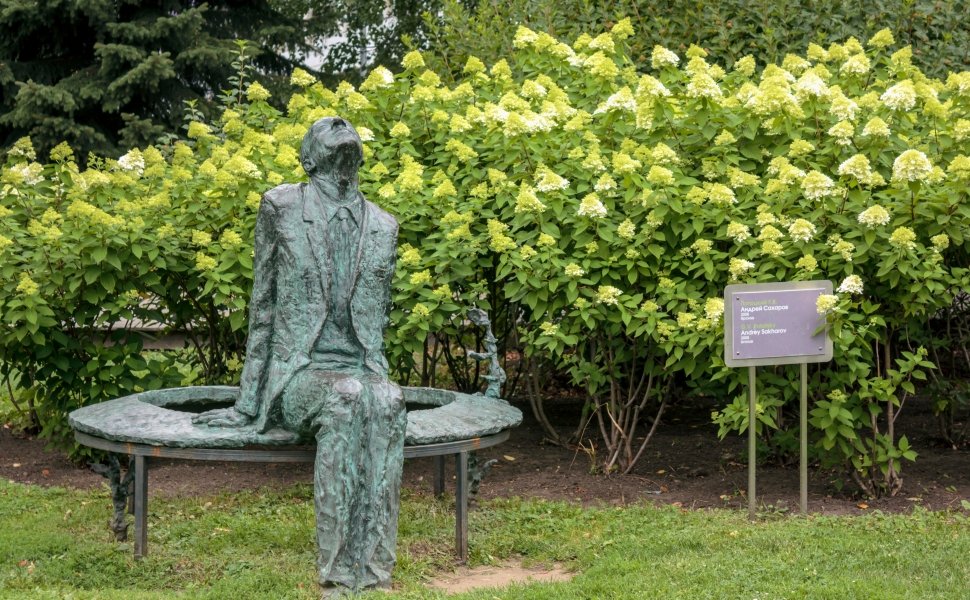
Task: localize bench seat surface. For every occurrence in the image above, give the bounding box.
[69,386,522,448]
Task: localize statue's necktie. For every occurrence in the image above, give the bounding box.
[329,206,357,316]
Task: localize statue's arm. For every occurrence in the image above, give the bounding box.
[235,196,278,418]
[193,197,278,428]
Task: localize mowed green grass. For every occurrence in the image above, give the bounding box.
[0,479,967,599]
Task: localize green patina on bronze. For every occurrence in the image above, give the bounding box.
[69,117,521,596]
[195,117,406,593]
[69,385,522,448]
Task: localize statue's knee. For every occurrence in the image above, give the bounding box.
[334,377,363,401]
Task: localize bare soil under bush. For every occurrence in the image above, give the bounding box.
[2,397,967,515]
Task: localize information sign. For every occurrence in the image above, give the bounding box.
[724,281,833,367]
[723,280,834,518]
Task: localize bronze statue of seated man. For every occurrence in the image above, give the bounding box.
[194,116,405,595]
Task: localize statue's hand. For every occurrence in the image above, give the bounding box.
[191,407,253,428]
[467,351,487,361]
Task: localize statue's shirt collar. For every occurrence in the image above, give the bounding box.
[306,180,363,226]
[321,196,362,227]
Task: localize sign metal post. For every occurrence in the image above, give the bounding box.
[724,281,833,519]
[747,365,757,518]
[800,362,808,514]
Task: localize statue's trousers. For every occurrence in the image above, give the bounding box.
[281,367,406,589]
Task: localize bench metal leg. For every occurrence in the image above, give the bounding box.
[455,451,468,562]
[433,455,445,498]
[133,455,149,559]
[127,456,136,516]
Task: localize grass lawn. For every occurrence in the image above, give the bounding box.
[0,479,967,599]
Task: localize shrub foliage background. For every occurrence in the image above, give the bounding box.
[423,0,970,81]
[1,21,968,495]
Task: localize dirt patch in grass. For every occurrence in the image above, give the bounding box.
[425,560,572,594]
[1,396,967,516]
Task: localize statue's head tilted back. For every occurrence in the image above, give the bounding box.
[300,117,364,184]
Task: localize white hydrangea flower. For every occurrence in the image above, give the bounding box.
[891,150,933,183]
[781,54,810,74]
[637,75,671,98]
[715,130,736,146]
[816,294,838,314]
[290,68,316,87]
[840,54,870,75]
[761,240,784,256]
[520,79,547,99]
[837,275,864,295]
[758,225,784,241]
[794,71,829,98]
[651,143,680,165]
[595,285,622,305]
[867,29,895,49]
[534,166,569,192]
[514,184,547,214]
[726,222,751,243]
[796,255,818,271]
[857,204,891,228]
[889,226,917,250]
[594,173,616,192]
[612,152,642,174]
[676,312,696,328]
[861,117,890,138]
[788,139,815,157]
[829,95,859,121]
[949,155,970,181]
[686,73,722,100]
[651,45,680,69]
[360,66,394,91]
[10,162,45,185]
[881,80,917,111]
[594,87,637,114]
[788,218,816,242]
[729,257,755,279]
[646,165,674,186]
[565,263,585,277]
[117,149,145,175]
[617,219,636,240]
[588,33,616,53]
[704,298,725,321]
[831,239,855,262]
[483,103,510,124]
[512,26,539,48]
[828,120,854,145]
[955,119,970,142]
[577,193,607,218]
[837,154,869,179]
[389,121,411,138]
[538,321,559,336]
[706,183,736,205]
[734,55,756,76]
[801,170,836,200]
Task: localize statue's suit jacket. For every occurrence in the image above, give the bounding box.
[235,183,398,433]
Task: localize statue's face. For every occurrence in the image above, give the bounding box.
[301,117,363,182]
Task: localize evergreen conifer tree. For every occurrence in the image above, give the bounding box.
[0,0,312,159]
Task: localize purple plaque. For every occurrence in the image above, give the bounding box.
[724,281,833,367]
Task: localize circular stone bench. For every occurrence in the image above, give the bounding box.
[70,385,522,561]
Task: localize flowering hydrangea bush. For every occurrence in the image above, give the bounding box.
[1,22,968,492]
